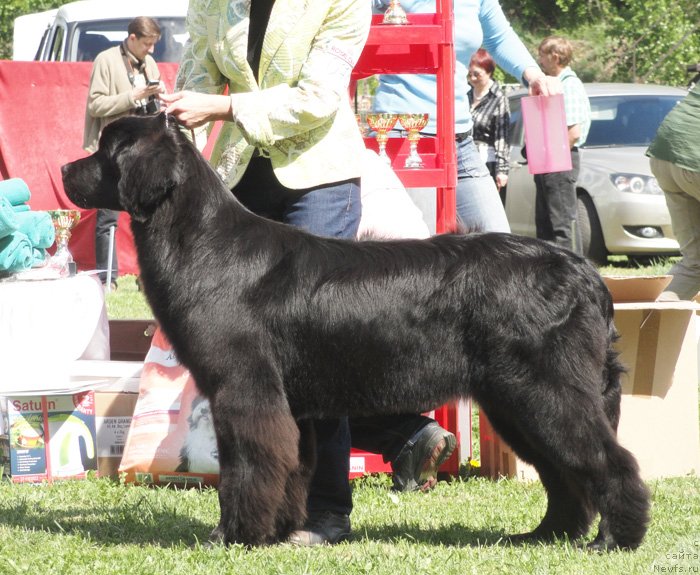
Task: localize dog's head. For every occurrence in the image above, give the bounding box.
[62,113,185,222]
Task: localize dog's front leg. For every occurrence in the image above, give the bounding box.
[208,373,302,546]
[273,418,316,541]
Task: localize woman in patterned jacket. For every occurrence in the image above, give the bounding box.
[160,0,371,547]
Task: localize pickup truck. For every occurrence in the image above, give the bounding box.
[13,0,188,63]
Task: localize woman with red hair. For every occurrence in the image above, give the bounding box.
[468,48,510,200]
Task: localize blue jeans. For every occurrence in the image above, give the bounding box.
[232,157,360,516]
[455,136,511,233]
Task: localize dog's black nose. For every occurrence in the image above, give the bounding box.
[60,164,69,177]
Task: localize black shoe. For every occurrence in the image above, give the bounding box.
[287,510,351,546]
[391,422,457,492]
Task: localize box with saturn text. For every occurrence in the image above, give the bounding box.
[0,361,140,483]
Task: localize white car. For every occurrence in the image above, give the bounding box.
[504,83,686,264]
[14,0,188,63]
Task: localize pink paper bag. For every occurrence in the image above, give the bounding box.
[521,94,572,174]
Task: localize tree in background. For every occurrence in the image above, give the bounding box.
[607,0,700,86]
[0,0,62,60]
[1,0,699,86]
[501,0,700,87]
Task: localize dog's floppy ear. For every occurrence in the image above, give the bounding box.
[118,114,185,222]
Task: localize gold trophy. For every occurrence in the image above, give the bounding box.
[398,113,429,168]
[366,113,399,165]
[47,209,81,277]
[383,0,409,24]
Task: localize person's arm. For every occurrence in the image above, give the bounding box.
[479,0,560,96]
[522,66,561,97]
[493,92,510,187]
[165,0,371,147]
[567,123,582,148]
[562,74,589,147]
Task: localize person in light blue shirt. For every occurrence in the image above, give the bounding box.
[291,1,561,547]
[372,0,560,232]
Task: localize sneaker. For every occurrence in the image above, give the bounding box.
[391,422,457,492]
[287,510,351,546]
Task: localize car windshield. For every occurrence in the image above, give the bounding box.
[72,17,187,62]
[584,95,681,148]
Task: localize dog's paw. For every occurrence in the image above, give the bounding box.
[205,526,226,547]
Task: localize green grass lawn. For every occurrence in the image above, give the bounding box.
[0,474,698,574]
[2,256,696,573]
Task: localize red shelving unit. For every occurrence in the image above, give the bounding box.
[352,5,457,232]
[348,2,467,479]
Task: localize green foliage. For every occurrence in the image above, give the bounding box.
[0,0,62,59]
[501,0,700,87]
[607,0,700,86]
[2,0,699,86]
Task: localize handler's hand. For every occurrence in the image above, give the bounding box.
[522,67,562,97]
[160,91,233,129]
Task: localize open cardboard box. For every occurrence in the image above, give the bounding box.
[481,278,700,481]
[602,275,672,303]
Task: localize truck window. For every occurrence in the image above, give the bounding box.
[49,26,65,61]
[71,17,186,62]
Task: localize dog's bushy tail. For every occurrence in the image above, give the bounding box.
[596,290,650,550]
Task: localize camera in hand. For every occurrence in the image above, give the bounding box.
[136,94,160,115]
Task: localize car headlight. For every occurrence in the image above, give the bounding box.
[611,173,663,195]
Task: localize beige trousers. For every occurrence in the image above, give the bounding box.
[650,157,700,300]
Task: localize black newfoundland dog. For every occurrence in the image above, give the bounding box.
[62,113,649,550]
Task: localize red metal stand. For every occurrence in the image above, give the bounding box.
[349,2,466,479]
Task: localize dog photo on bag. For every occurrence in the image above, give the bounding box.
[61,113,650,550]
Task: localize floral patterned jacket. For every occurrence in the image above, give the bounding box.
[176,0,371,190]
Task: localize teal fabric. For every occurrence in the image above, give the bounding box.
[0,178,31,206]
[0,197,19,239]
[15,211,55,249]
[12,204,30,213]
[32,247,47,266]
[0,231,33,272]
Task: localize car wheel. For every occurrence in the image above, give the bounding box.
[577,194,607,265]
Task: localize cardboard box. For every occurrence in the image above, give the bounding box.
[0,361,141,483]
[479,411,538,481]
[480,298,700,481]
[602,275,672,303]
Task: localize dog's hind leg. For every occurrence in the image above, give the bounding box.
[479,376,649,550]
[207,365,303,546]
[481,409,595,543]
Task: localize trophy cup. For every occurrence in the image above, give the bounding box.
[47,209,81,277]
[383,0,409,24]
[398,113,429,168]
[366,113,399,165]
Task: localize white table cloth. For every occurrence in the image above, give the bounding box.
[0,274,109,391]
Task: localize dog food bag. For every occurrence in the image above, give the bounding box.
[119,328,220,486]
